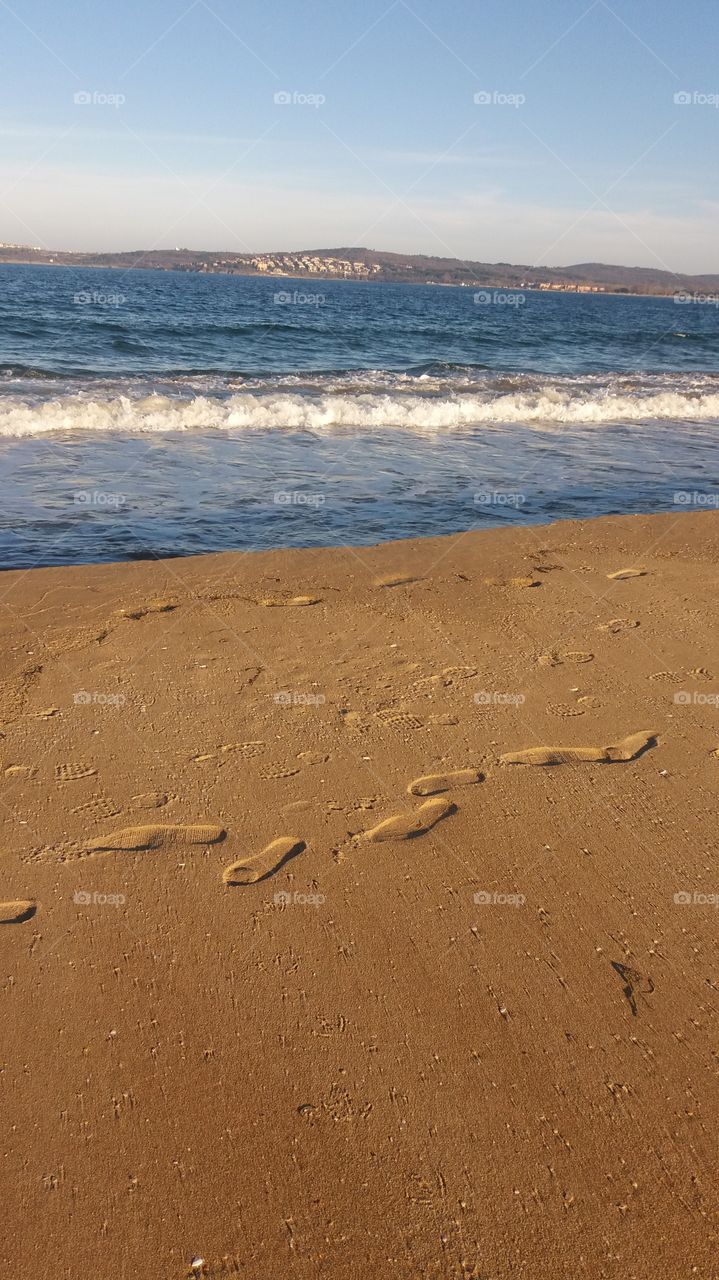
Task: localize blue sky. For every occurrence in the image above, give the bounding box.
[0,0,717,269]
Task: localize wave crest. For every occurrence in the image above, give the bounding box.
[2,380,719,437]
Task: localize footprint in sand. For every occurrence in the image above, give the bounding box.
[130,791,175,810]
[599,618,640,634]
[117,599,178,620]
[413,667,476,690]
[548,703,586,717]
[435,666,478,688]
[258,764,300,780]
[23,839,90,866]
[222,837,306,885]
[4,764,39,779]
[411,676,440,694]
[55,763,97,782]
[500,730,656,766]
[607,569,646,581]
[85,824,225,853]
[362,797,455,842]
[191,742,267,763]
[539,651,594,667]
[0,900,37,924]
[71,793,122,821]
[220,741,267,758]
[407,769,482,796]
[373,574,423,588]
[282,798,312,814]
[298,750,329,766]
[257,595,320,607]
[374,709,424,730]
[0,663,42,724]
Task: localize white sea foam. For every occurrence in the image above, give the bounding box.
[2,385,719,437]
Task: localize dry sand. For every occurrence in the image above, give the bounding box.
[1,510,718,1279]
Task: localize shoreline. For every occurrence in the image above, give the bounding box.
[2,506,717,588]
[2,509,718,1279]
[0,258,692,299]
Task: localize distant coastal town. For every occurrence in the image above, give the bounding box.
[243,253,382,279]
[202,252,606,291]
[0,241,717,296]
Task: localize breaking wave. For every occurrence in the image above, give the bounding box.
[2,375,719,437]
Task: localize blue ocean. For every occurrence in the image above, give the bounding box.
[1,263,718,568]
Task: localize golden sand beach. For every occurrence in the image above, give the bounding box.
[2,510,718,1279]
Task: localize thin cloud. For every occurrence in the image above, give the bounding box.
[0,122,255,147]
[0,163,717,271]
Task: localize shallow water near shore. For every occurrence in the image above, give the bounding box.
[2,417,718,568]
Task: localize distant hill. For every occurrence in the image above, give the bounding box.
[1,243,717,295]
[560,261,719,290]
